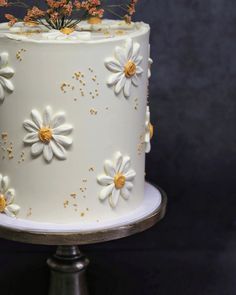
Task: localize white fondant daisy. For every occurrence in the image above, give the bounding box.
[145,106,154,153]
[105,38,143,98]
[0,52,14,102]
[0,175,20,218]
[42,28,91,41]
[97,152,136,208]
[23,106,73,163]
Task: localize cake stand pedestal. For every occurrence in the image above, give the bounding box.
[0,183,167,295]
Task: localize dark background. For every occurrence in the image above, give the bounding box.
[1,0,236,294]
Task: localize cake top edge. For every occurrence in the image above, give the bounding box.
[0,20,150,44]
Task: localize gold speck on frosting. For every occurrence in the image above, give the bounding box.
[149,123,154,139]
[38,127,53,143]
[124,60,136,78]
[60,27,75,35]
[0,195,6,213]
[114,173,126,189]
[16,48,26,62]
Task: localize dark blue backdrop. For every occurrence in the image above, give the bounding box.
[1,1,236,294]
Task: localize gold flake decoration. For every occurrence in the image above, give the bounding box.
[90,108,98,115]
[137,133,145,156]
[0,132,16,161]
[60,82,75,93]
[26,207,32,218]
[16,48,26,62]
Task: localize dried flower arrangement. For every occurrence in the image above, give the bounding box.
[0,0,139,30]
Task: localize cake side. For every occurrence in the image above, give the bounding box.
[0,21,152,224]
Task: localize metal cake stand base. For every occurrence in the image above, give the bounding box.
[0,183,167,295]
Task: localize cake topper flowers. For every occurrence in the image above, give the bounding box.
[0,0,139,30]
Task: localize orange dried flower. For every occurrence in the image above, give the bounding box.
[5,13,17,26]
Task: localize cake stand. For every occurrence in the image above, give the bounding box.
[0,182,167,295]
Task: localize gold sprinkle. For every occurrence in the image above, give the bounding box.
[70,193,77,199]
[81,212,85,217]
[90,109,98,115]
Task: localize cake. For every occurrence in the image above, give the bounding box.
[0,6,154,224]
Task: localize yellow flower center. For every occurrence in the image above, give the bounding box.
[38,127,53,143]
[148,123,154,139]
[0,195,6,213]
[60,27,75,35]
[114,173,126,189]
[124,61,136,78]
[88,17,102,24]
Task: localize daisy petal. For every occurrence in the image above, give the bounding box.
[107,72,123,86]
[104,160,116,177]
[115,152,123,172]
[121,186,131,200]
[109,188,120,208]
[132,42,140,60]
[0,76,14,92]
[105,58,122,72]
[99,183,114,201]
[5,204,20,218]
[52,134,72,147]
[0,52,9,68]
[134,55,143,65]
[0,85,4,101]
[124,170,136,181]
[126,38,133,60]
[5,188,15,205]
[115,46,126,66]
[2,176,9,192]
[125,181,134,190]
[0,174,2,191]
[31,109,43,129]
[31,142,44,156]
[43,106,52,127]
[53,124,73,135]
[124,78,132,98]
[43,144,53,162]
[119,156,131,174]
[51,112,66,128]
[50,140,67,160]
[136,66,143,75]
[131,75,139,86]
[145,142,151,153]
[23,132,39,144]
[97,175,113,185]
[0,67,14,78]
[115,75,126,95]
[23,119,38,132]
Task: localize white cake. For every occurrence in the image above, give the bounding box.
[0,20,153,224]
